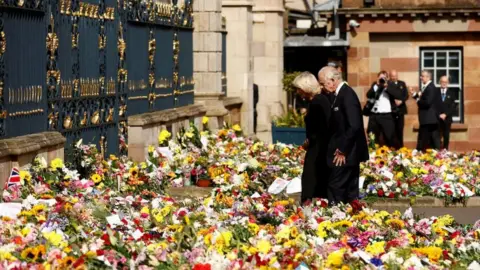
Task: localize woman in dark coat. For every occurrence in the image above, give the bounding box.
[293,72,331,204]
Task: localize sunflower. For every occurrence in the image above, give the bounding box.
[385,219,405,229]
[32,204,47,215]
[91,173,102,184]
[129,167,139,178]
[36,245,46,259]
[21,247,38,261]
[60,256,76,268]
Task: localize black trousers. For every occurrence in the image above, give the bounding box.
[327,165,360,205]
[416,124,441,151]
[395,114,405,148]
[367,113,396,148]
[440,119,452,150]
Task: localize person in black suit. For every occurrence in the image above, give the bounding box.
[365,71,402,148]
[293,72,331,204]
[390,70,409,148]
[438,76,456,150]
[411,70,446,151]
[318,66,369,206]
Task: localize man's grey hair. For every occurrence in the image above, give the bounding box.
[439,75,450,82]
[292,72,321,95]
[319,66,343,81]
[421,70,433,79]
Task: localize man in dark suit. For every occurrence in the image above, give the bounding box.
[318,66,369,206]
[411,70,446,151]
[390,70,409,148]
[438,76,456,150]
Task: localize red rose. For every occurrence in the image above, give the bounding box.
[447,190,453,196]
[101,234,111,246]
[96,250,105,256]
[378,189,385,197]
[388,193,395,198]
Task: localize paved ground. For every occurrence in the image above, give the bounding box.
[373,206,480,225]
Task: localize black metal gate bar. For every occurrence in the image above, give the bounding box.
[0,0,194,157]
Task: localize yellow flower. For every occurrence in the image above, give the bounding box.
[202,116,209,124]
[141,206,150,215]
[290,227,299,238]
[185,132,194,138]
[412,246,442,261]
[148,145,155,153]
[32,204,47,215]
[109,154,118,161]
[129,167,139,178]
[0,251,16,261]
[220,231,233,247]
[43,231,66,248]
[282,148,291,155]
[365,241,385,256]
[158,130,171,144]
[317,220,332,238]
[20,171,32,182]
[21,247,38,261]
[248,223,260,235]
[326,249,345,267]
[91,174,102,184]
[257,240,271,254]
[232,124,242,132]
[385,219,405,229]
[50,158,64,170]
[395,172,404,179]
[333,220,353,228]
[140,162,147,169]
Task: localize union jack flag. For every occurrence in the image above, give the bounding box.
[6,167,20,188]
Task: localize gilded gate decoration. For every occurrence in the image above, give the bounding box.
[0,0,195,156]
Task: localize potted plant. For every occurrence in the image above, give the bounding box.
[271,72,306,145]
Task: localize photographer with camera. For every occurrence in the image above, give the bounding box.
[364,71,402,148]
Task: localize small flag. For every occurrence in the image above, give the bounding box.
[6,167,21,188]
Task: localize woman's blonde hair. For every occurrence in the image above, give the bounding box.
[292,72,321,95]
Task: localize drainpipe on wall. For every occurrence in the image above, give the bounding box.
[328,0,340,40]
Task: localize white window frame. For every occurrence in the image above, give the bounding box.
[420,49,463,122]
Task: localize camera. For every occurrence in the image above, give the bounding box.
[379,78,386,85]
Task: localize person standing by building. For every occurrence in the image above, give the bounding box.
[389,70,408,148]
[411,70,446,151]
[365,71,401,148]
[318,66,369,208]
[438,76,456,150]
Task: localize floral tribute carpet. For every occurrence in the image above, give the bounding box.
[1,122,480,269]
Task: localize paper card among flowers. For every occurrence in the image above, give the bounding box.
[0,203,22,219]
[286,177,302,194]
[268,178,289,194]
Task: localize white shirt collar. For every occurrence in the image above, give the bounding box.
[423,81,432,88]
[335,82,345,96]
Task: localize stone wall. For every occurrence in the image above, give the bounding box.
[0,132,65,189]
[127,104,207,162]
[222,0,255,135]
[252,0,286,142]
[193,0,229,130]
[347,15,480,151]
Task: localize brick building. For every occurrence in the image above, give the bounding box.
[313,0,480,151]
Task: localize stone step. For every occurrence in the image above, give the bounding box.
[169,187,480,208]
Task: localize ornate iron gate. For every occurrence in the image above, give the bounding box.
[0,0,194,156]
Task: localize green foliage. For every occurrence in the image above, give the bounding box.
[272,109,305,128]
[283,71,302,93]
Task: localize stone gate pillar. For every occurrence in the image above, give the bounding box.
[221,0,254,135]
[193,0,228,130]
[252,0,285,142]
